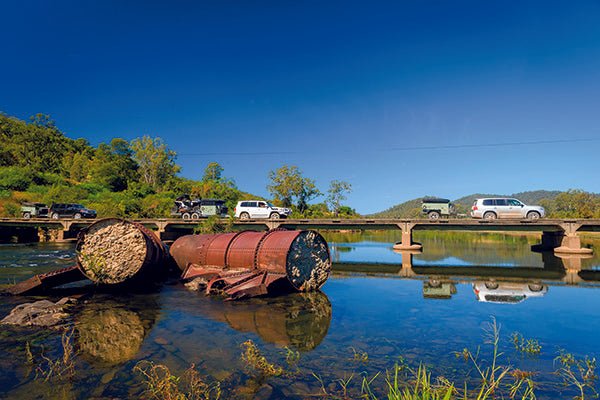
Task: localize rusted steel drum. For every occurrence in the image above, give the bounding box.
[76,218,169,285]
[170,230,331,291]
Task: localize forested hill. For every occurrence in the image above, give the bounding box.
[369,190,600,218]
[0,113,356,219]
[0,113,258,218]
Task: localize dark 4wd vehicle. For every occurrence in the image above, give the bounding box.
[172,195,228,219]
[49,203,97,219]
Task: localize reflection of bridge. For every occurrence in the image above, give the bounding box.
[2,218,599,254]
[333,247,600,286]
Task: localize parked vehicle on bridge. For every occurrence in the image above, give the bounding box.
[473,281,547,304]
[234,200,292,220]
[49,203,97,219]
[422,198,455,220]
[172,195,228,219]
[20,202,49,219]
[470,198,545,220]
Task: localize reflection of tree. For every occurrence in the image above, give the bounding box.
[415,232,543,266]
[197,292,332,351]
[329,244,354,263]
[74,295,158,365]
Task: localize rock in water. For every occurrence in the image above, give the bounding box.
[1,298,76,327]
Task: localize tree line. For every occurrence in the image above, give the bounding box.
[0,113,354,218]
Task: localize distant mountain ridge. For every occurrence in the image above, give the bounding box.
[368,190,564,218]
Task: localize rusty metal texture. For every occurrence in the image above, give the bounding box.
[170,229,331,298]
[6,265,87,295]
[226,231,266,270]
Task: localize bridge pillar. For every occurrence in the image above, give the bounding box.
[555,222,593,255]
[393,223,422,251]
[557,254,590,285]
[266,221,281,230]
[397,249,418,278]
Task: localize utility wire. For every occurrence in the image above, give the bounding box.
[177,137,599,157]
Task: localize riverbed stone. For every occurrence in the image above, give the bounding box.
[0,297,75,327]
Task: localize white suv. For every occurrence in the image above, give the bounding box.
[234,200,292,220]
[471,198,545,220]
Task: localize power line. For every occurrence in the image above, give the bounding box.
[177,137,599,157]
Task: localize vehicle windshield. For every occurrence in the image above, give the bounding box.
[74,204,84,209]
[267,202,276,208]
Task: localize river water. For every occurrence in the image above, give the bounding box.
[0,231,599,399]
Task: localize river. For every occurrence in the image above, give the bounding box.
[0,231,599,399]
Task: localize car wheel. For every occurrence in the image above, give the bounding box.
[528,283,544,292]
[428,211,440,220]
[74,213,82,219]
[182,212,191,220]
[270,212,280,220]
[483,211,497,220]
[191,212,200,219]
[51,213,60,220]
[485,281,499,290]
[22,212,31,219]
[527,211,541,221]
[428,279,442,288]
[240,212,250,220]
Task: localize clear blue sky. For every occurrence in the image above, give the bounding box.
[2,1,600,214]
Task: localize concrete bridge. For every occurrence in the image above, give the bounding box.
[1,217,599,255]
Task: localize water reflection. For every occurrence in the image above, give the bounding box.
[74,294,159,365]
[193,291,331,351]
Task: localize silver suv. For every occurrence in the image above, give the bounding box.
[471,198,545,220]
[234,200,292,220]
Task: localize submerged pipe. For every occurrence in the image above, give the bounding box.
[76,218,169,284]
[7,218,169,295]
[170,230,331,295]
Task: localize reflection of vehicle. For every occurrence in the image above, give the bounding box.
[234,200,292,220]
[423,279,457,299]
[49,203,97,219]
[172,195,228,219]
[473,281,547,304]
[21,202,49,219]
[422,198,454,220]
[471,198,545,220]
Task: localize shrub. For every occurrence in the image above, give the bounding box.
[0,167,34,191]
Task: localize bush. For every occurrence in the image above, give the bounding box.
[0,167,34,191]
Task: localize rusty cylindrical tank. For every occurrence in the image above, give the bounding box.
[76,218,169,285]
[8,218,169,295]
[170,230,331,292]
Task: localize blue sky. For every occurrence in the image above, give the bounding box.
[2,1,600,214]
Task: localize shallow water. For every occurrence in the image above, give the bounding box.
[1,232,599,399]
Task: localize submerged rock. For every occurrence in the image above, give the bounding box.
[1,297,76,327]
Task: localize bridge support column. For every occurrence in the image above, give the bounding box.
[393,223,422,251]
[555,223,593,255]
[266,221,281,230]
[557,254,592,285]
[397,249,419,278]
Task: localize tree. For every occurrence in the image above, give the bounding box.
[267,165,321,213]
[130,136,180,191]
[326,180,352,216]
[546,189,600,219]
[202,162,224,182]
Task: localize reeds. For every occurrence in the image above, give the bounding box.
[133,361,221,400]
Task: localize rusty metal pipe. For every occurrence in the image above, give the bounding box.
[8,218,169,295]
[170,230,331,296]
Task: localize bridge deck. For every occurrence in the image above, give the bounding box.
[2,217,600,231]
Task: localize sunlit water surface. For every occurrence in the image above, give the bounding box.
[0,232,599,399]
